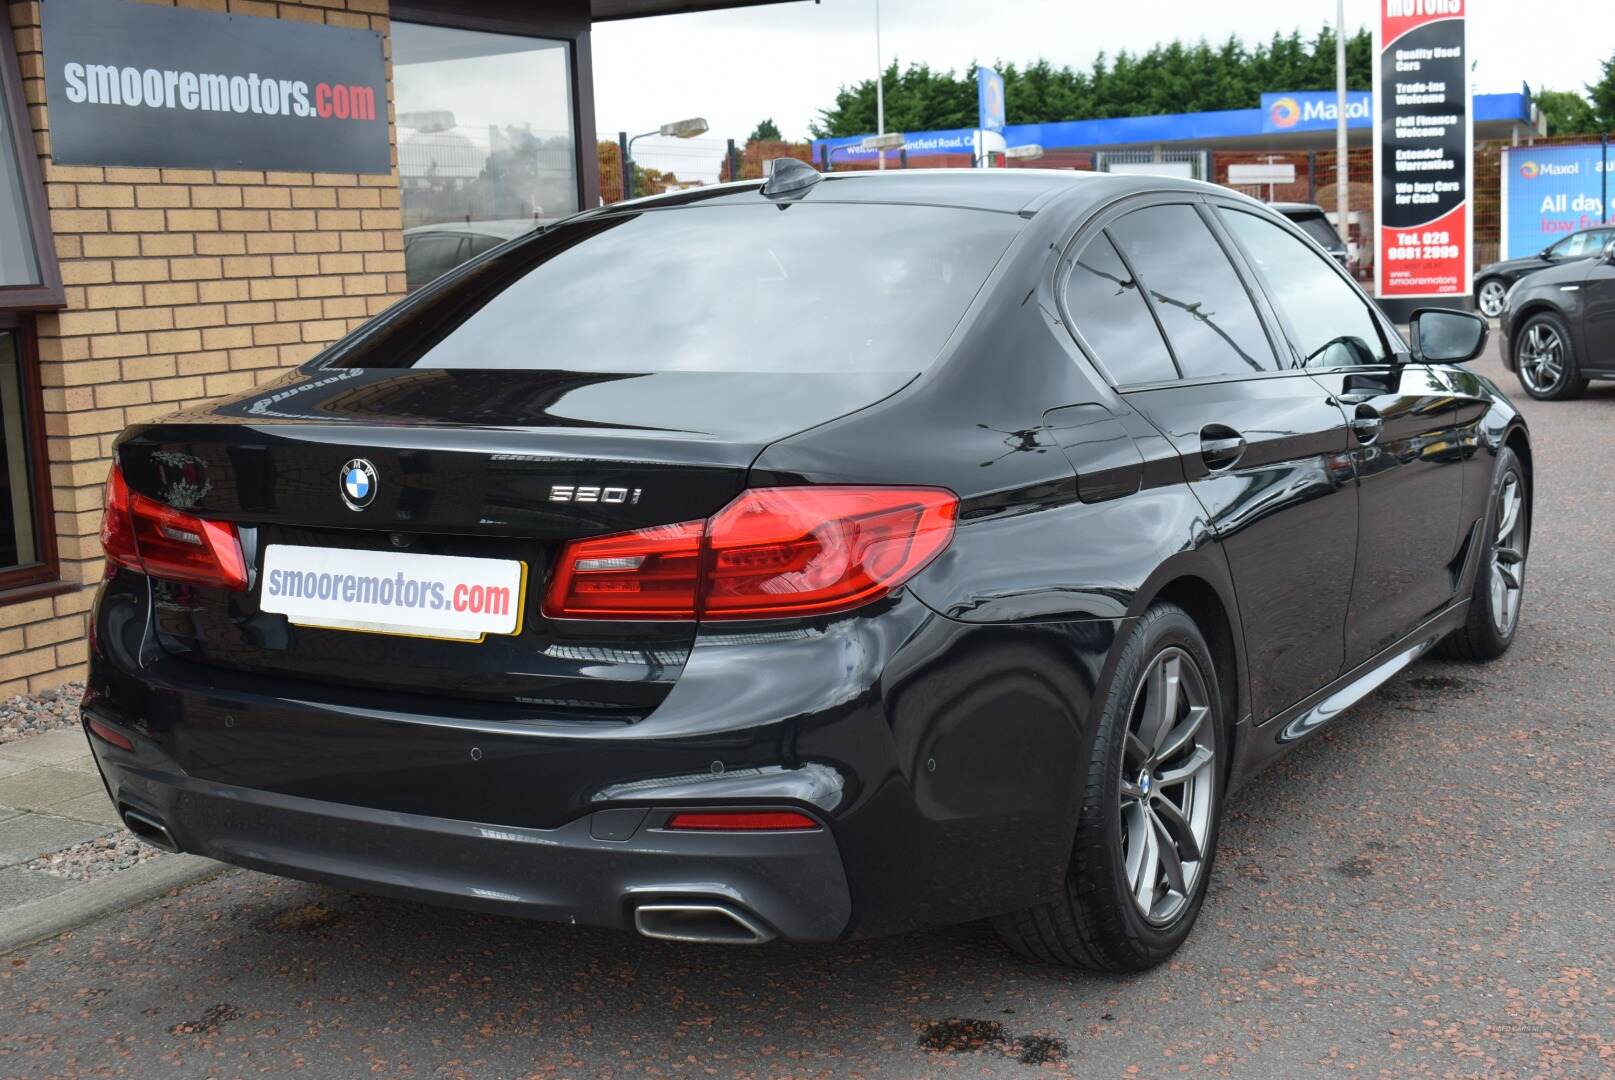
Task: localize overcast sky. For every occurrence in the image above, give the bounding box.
[593,0,1615,154]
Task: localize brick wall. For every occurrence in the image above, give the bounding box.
[2,0,403,695]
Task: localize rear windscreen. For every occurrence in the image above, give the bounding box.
[325,203,1024,374]
[1286,211,1342,248]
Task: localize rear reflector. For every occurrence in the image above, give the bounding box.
[664,810,820,831]
[87,717,134,751]
[543,486,957,621]
[101,464,248,591]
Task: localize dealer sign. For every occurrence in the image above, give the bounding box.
[42,0,390,174]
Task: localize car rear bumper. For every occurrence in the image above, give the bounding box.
[83,708,851,942]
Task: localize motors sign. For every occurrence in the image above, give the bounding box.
[1371,0,1472,300]
[42,0,390,174]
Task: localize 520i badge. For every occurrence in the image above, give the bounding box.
[549,485,643,504]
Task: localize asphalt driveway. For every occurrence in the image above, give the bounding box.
[3,338,1612,1079]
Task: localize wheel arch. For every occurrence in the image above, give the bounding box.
[1140,574,1244,784]
[1502,423,1533,542]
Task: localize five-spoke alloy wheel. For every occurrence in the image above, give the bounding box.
[994,603,1224,972]
[1476,279,1506,318]
[1119,647,1215,926]
[1515,313,1586,401]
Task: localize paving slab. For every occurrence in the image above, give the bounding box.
[0,813,107,867]
[49,791,121,827]
[0,767,103,812]
[0,729,90,767]
[0,757,33,779]
[0,853,222,956]
[0,864,78,906]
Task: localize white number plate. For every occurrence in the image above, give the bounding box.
[260,545,527,642]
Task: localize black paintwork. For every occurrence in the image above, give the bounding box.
[1476,226,1615,300]
[1499,246,1615,380]
[87,169,1530,943]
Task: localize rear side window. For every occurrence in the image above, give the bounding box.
[1219,208,1389,369]
[1061,233,1177,385]
[332,204,1024,373]
[1109,204,1278,379]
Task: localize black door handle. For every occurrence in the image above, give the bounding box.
[1199,425,1246,471]
[1350,404,1382,444]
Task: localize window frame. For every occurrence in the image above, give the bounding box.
[1055,191,1296,391]
[1207,195,1407,374]
[389,0,600,214]
[0,14,65,312]
[0,311,61,598]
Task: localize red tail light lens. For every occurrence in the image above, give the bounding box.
[86,717,135,751]
[664,810,820,831]
[100,464,248,591]
[543,485,956,621]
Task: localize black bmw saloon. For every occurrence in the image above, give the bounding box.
[84,163,1531,971]
[1498,233,1615,400]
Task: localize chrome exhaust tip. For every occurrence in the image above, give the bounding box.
[120,807,180,853]
[633,902,775,945]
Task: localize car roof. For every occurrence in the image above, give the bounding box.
[404,220,537,241]
[593,167,1257,217]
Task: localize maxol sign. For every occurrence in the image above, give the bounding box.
[1500,142,1615,259]
[1260,91,1372,134]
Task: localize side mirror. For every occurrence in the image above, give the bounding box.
[1603,239,1615,264]
[1410,308,1489,365]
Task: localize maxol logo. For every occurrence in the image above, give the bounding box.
[1519,161,1579,179]
[1269,97,1301,129]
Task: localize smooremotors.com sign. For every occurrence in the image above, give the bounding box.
[42,0,390,174]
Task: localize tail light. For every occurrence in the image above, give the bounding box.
[543,485,956,621]
[664,810,820,831]
[100,464,248,591]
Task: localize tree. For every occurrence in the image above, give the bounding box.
[1535,89,1598,136]
[748,118,783,142]
[1589,49,1615,132]
[596,140,677,203]
[809,27,1373,138]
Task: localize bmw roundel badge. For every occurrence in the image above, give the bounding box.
[340,458,378,510]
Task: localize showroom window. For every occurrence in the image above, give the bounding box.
[0,16,62,596]
[393,21,580,285]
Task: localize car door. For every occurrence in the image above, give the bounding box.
[1082,198,1359,723]
[1214,201,1465,669]
[1578,238,1615,371]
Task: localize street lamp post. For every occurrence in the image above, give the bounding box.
[874,0,886,171]
[622,117,710,200]
[1336,0,1350,267]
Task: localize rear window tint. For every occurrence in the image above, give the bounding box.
[329,204,1024,374]
[1061,233,1178,385]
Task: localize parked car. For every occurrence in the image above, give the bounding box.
[85,165,1529,972]
[1474,226,1615,318]
[404,220,535,290]
[1499,235,1615,399]
[1272,202,1349,269]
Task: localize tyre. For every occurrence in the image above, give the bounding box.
[1439,446,1528,661]
[1476,278,1507,319]
[1514,312,1587,400]
[994,603,1223,971]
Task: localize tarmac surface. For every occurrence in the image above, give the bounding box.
[2,338,1612,1079]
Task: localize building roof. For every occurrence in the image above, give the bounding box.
[815,91,1538,161]
[591,0,803,20]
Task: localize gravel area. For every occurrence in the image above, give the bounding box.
[23,832,165,882]
[0,682,84,745]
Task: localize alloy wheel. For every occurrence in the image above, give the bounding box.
[1489,472,1526,635]
[1517,323,1565,394]
[1477,280,1506,318]
[1119,647,1216,926]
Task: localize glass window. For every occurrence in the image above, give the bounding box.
[1554,231,1607,259]
[1219,208,1390,369]
[326,203,1024,374]
[1061,233,1177,385]
[392,22,579,278]
[0,330,40,571]
[0,68,41,288]
[1109,204,1277,379]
